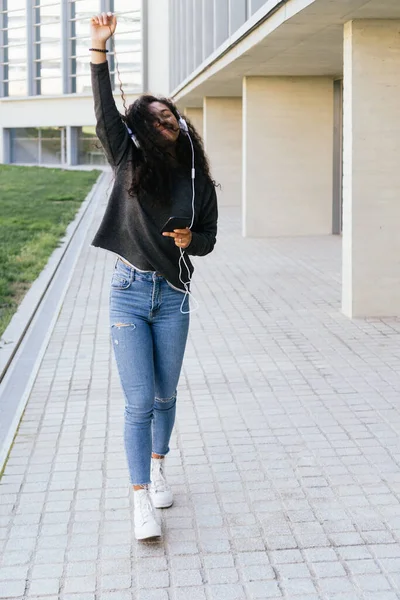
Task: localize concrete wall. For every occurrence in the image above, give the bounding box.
[243,76,334,237]
[184,107,204,138]
[342,20,400,317]
[203,97,242,207]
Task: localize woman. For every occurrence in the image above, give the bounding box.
[90,13,218,540]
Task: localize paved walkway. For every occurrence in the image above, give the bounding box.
[1,183,400,600]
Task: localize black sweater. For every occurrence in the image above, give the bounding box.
[90,61,218,291]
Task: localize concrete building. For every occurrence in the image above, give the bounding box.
[156,0,400,319]
[2,0,400,319]
[0,0,143,166]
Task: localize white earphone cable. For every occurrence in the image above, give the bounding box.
[179,129,199,315]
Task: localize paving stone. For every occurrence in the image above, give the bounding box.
[244,581,282,599]
[66,562,97,577]
[98,593,132,600]
[63,576,96,594]
[0,579,27,598]
[99,573,132,590]
[270,550,303,564]
[136,557,168,572]
[208,584,247,600]
[236,552,270,567]
[377,557,400,572]
[207,567,240,585]
[319,577,357,593]
[353,574,392,591]
[0,565,30,581]
[336,546,373,561]
[138,588,170,600]
[311,561,346,578]
[3,198,400,600]
[138,570,170,589]
[281,578,317,595]
[31,563,64,579]
[346,559,382,575]
[304,548,338,562]
[173,569,203,586]
[362,594,399,600]
[63,595,95,600]
[28,578,60,596]
[275,562,311,579]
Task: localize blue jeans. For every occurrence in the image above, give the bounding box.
[109,259,190,485]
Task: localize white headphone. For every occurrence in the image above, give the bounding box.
[125,112,189,149]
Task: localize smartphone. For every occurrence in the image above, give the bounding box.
[160,216,191,234]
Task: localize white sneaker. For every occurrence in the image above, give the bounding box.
[150,457,174,509]
[134,488,161,540]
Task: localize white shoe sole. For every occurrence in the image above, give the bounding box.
[135,522,162,540]
[151,496,173,509]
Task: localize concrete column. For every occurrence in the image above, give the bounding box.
[0,128,9,164]
[67,126,78,166]
[184,107,204,138]
[243,76,333,237]
[203,97,242,207]
[342,20,400,318]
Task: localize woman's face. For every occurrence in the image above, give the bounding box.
[148,102,180,146]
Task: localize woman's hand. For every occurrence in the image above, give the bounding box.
[163,228,193,249]
[90,12,117,44]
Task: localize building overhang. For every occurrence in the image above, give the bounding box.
[172,0,400,107]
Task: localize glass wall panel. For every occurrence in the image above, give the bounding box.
[1,0,27,97]
[110,0,142,92]
[170,0,265,91]
[69,0,100,93]
[2,0,143,97]
[69,0,141,93]
[33,0,62,95]
[10,128,39,163]
[10,127,65,165]
[250,0,266,14]
[40,127,64,163]
[77,126,107,165]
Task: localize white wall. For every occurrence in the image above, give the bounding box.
[243,76,334,237]
[203,97,242,207]
[184,107,204,138]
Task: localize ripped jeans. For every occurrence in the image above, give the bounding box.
[109,259,190,485]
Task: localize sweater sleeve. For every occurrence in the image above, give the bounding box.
[90,61,130,167]
[186,184,218,257]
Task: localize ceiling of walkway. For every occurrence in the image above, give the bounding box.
[174,0,400,107]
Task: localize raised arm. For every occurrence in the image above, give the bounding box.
[90,12,129,167]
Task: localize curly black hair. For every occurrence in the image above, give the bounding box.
[122,95,215,205]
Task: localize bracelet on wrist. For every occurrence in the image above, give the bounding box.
[89,47,108,53]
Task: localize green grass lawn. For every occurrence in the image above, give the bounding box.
[0,165,101,338]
